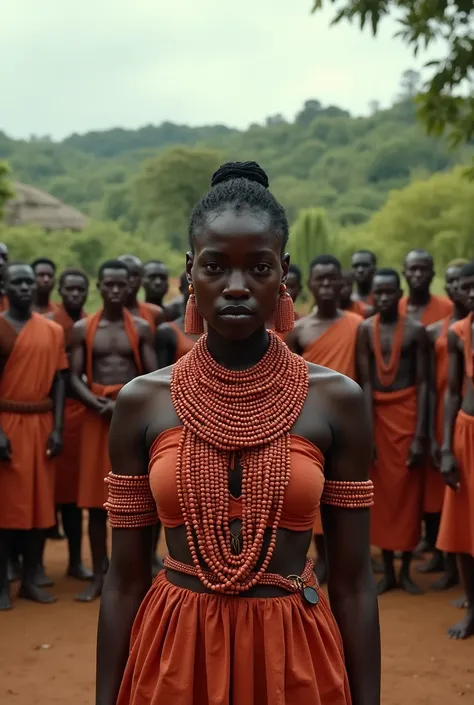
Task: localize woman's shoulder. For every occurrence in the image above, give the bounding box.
[117,366,173,408]
[305,361,364,413]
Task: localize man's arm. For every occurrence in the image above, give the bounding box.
[356,324,373,436]
[414,324,430,441]
[137,320,158,373]
[156,324,177,369]
[440,329,464,490]
[69,321,104,412]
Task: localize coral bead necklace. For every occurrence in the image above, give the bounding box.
[170,331,308,594]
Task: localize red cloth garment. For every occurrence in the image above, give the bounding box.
[399,295,453,326]
[0,314,67,529]
[169,322,199,360]
[137,301,163,330]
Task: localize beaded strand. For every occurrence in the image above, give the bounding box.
[170,331,308,594]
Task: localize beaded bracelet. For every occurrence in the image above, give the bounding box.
[321,479,374,508]
[104,472,159,528]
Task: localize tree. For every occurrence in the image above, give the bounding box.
[132,146,224,251]
[399,69,421,100]
[0,161,14,219]
[295,100,323,127]
[311,1,474,145]
[289,208,334,270]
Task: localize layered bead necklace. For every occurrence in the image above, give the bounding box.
[170,331,308,594]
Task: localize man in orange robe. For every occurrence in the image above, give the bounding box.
[437,261,474,638]
[351,249,376,308]
[0,263,67,610]
[48,268,92,582]
[69,259,157,601]
[400,248,453,560]
[340,270,373,318]
[358,268,429,595]
[0,242,9,312]
[31,257,59,315]
[286,254,362,584]
[118,254,165,330]
[422,260,468,586]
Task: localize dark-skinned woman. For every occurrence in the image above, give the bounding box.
[97,161,380,705]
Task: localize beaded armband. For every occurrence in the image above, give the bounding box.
[104,472,159,528]
[321,480,374,509]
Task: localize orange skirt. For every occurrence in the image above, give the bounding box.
[117,572,351,705]
[437,410,474,557]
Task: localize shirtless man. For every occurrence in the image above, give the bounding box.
[156,273,201,368]
[351,250,376,306]
[341,270,373,318]
[31,257,58,315]
[357,268,428,595]
[287,254,362,583]
[422,260,468,587]
[437,262,474,638]
[69,259,157,601]
[118,255,165,330]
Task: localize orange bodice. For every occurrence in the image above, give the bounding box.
[148,427,325,532]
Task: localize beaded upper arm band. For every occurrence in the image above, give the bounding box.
[104,472,159,528]
[320,480,374,508]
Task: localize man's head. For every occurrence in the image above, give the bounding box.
[58,268,89,313]
[372,268,403,316]
[403,249,434,295]
[308,254,342,306]
[118,254,143,298]
[444,259,469,305]
[340,270,354,308]
[143,260,169,303]
[0,242,9,283]
[286,264,302,303]
[31,257,56,298]
[97,259,130,308]
[5,262,36,311]
[458,262,474,313]
[351,250,376,290]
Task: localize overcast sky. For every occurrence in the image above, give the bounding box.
[1,0,438,140]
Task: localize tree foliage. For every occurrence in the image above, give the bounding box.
[0,161,14,218]
[311,1,474,146]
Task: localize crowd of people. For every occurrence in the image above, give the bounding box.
[0,160,473,703]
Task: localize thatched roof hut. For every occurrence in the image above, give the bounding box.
[4,182,88,231]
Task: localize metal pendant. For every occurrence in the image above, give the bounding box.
[302,585,319,605]
[230,532,242,555]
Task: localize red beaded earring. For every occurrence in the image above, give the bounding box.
[274,283,294,333]
[184,284,204,335]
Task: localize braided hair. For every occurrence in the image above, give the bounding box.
[189,161,289,252]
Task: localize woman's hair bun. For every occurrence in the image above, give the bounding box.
[211,161,269,189]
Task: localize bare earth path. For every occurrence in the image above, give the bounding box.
[1,539,473,705]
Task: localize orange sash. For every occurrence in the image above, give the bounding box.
[169,322,198,360]
[302,312,361,381]
[137,301,162,330]
[399,295,453,326]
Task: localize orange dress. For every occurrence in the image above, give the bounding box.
[437,315,474,556]
[116,428,351,705]
[301,312,362,535]
[0,314,67,529]
[51,305,87,504]
[77,309,143,509]
[424,317,451,513]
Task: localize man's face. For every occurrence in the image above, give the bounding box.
[6,264,36,310]
[143,263,169,300]
[34,262,55,296]
[459,274,474,313]
[286,272,301,303]
[403,253,434,293]
[352,252,375,287]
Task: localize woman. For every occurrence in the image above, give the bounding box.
[97,162,380,705]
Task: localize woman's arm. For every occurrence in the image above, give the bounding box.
[322,377,380,705]
[96,379,154,705]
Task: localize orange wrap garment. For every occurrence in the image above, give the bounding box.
[399,294,453,326]
[437,410,474,556]
[169,322,198,360]
[437,316,474,556]
[137,301,162,330]
[370,386,423,551]
[424,317,451,513]
[117,571,351,705]
[77,309,142,509]
[0,314,68,529]
[52,305,87,504]
[347,300,369,317]
[301,312,361,535]
[0,295,7,312]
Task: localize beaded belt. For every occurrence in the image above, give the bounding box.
[163,555,320,605]
[0,398,53,414]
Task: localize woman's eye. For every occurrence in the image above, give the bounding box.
[204,263,222,273]
[252,264,271,274]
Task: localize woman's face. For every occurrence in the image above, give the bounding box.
[188,207,288,341]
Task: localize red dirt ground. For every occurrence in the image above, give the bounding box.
[1,539,473,705]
